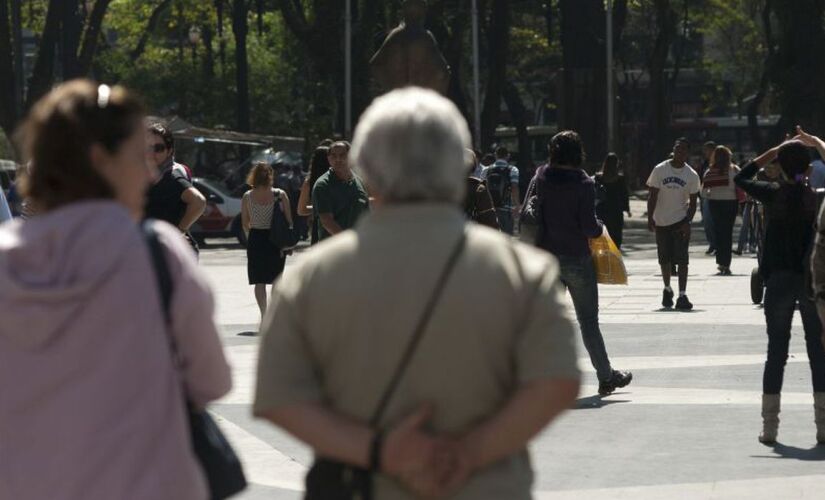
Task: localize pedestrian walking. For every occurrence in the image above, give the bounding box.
[144,121,206,256]
[464,149,499,229]
[242,162,293,318]
[533,131,633,396]
[312,141,370,241]
[254,87,580,499]
[699,141,717,255]
[736,134,825,445]
[647,138,701,311]
[594,153,631,249]
[481,147,520,235]
[702,146,740,275]
[0,80,231,500]
[297,145,331,245]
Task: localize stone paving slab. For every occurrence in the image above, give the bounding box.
[198,222,822,499]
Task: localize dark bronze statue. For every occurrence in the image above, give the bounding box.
[369,0,451,95]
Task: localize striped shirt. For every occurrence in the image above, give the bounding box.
[245,189,283,229]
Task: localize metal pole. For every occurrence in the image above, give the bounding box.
[471,0,481,148]
[345,0,353,138]
[606,0,615,153]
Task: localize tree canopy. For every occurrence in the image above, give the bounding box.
[1,0,823,176]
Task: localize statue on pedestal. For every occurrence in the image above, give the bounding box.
[369,0,451,95]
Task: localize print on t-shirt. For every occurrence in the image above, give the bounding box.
[647,160,700,227]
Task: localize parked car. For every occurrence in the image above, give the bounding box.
[190,177,246,246]
[0,159,17,192]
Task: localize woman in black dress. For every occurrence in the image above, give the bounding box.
[594,153,631,248]
[241,162,293,318]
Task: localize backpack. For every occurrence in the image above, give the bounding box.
[486,164,512,208]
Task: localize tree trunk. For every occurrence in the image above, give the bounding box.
[26,0,62,109]
[480,0,510,151]
[202,24,215,80]
[0,0,15,138]
[130,0,173,63]
[771,0,825,135]
[502,81,531,171]
[647,0,676,165]
[427,1,469,122]
[559,0,607,165]
[59,0,83,79]
[232,0,250,132]
[748,0,775,153]
[77,0,113,76]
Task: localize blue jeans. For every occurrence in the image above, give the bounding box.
[763,272,825,394]
[701,197,715,249]
[557,254,613,382]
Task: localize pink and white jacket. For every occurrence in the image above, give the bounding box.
[0,201,231,500]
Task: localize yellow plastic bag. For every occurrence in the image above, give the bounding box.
[589,231,628,285]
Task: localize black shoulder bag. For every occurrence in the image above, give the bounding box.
[305,232,468,500]
[519,175,542,245]
[269,189,299,249]
[143,222,248,500]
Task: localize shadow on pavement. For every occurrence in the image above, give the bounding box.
[653,308,707,313]
[751,443,825,461]
[574,394,630,410]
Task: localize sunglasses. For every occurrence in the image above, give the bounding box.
[148,143,167,153]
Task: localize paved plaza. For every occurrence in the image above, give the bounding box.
[202,211,825,499]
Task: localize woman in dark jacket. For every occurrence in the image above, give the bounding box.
[594,153,631,248]
[534,131,632,397]
[735,139,825,445]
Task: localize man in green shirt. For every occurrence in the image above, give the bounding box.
[312,141,370,241]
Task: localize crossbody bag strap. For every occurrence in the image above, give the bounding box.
[143,220,174,329]
[369,231,467,427]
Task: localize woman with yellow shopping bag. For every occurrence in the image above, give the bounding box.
[531,130,632,396]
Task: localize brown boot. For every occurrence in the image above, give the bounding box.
[759,394,780,444]
[815,393,825,445]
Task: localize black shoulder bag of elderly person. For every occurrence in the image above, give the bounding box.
[305,232,468,500]
[269,188,299,249]
[143,222,247,500]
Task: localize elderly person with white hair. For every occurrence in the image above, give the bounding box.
[253,87,581,499]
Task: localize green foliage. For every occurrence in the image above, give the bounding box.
[97,1,316,137]
[697,0,767,113]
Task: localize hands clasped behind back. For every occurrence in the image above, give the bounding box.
[382,404,473,498]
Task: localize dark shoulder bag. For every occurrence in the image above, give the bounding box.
[305,232,467,500]
[143,221,248,500]
[269,189,299,249]
[519,175,542,245]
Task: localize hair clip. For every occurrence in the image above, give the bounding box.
[97,84,111,109]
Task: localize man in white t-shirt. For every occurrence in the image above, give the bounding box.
[647,138,701,311]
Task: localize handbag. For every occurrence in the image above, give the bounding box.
[519,176,541,245]
[143,222,248,500]
[588,230,628,285]
[305,232,468,500]
[269,189,299,249]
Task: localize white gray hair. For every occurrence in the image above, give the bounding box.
[350,87,471,204]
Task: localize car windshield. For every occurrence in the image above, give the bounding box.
[197,179,233,197]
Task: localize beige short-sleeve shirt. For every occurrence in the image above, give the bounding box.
[254,204,580,500]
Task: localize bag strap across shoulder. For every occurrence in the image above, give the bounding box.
[369,231,467,427]
[143,221,173,325]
